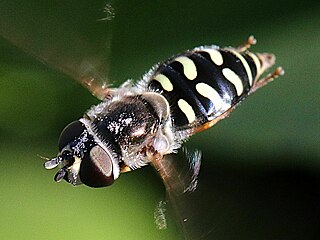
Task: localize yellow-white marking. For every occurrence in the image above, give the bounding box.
[70,156,81,175]
[175,56,197,80]
[153,74,173,91]
[204,48,223,66]
[246,52,261,80]
[226,48,253,86]
[222,68,244,96]
[178,99,196,123]
[196,83,224,111]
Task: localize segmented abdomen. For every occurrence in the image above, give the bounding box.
[147,46,260,129]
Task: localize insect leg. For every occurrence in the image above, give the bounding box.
[237,35,257,52]
[249,67,284,94]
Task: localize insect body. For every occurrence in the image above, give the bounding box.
[44,36,283,188]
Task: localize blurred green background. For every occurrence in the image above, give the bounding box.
[0,0,319,239]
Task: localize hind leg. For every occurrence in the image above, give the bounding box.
[249,67,285,94]
[237,35,257,52]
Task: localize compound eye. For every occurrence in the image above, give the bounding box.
[79,145,115,188]
[58,121,86,151]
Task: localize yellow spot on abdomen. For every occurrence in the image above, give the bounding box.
[175,56,197,80]
[222,68,244,96]
[226,48,253,86]
[204,49,223,66]
[153,74,173,91]
[178,99,196,123]
[196,82,224,111]
[246,52,261,81]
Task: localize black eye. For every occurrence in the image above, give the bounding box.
[80,145,116,188]
[58,121,85,151]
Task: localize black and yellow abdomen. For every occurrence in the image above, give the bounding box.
[147,46,262,129]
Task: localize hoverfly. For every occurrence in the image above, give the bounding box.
[42,36,283,186]
[0,2,283,239]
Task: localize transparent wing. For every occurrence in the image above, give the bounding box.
[0,0,114,99]
[151,148,207,239]
[152,149,249,240]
